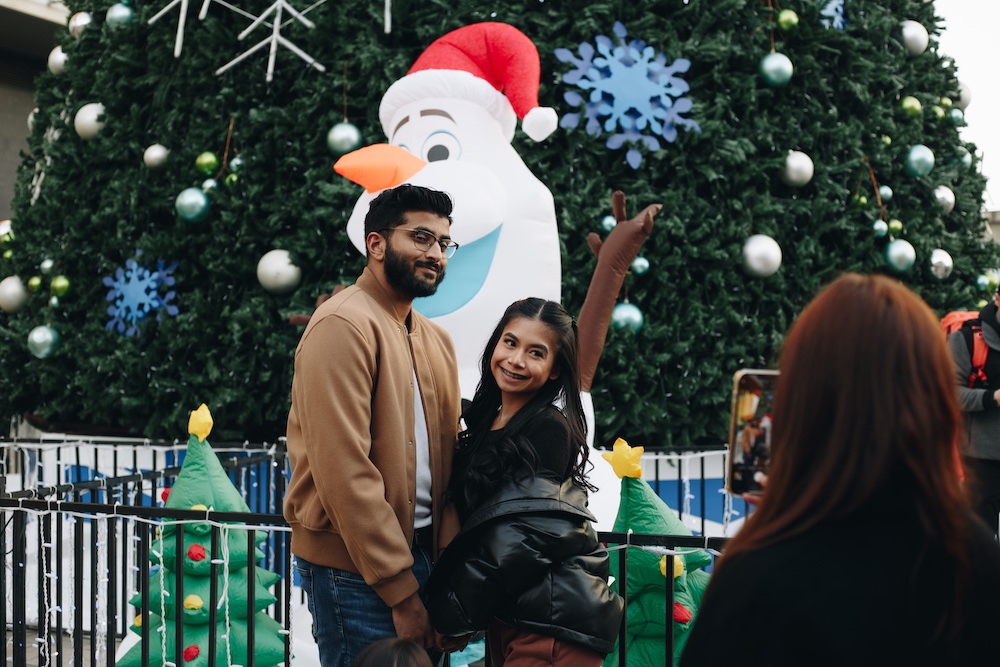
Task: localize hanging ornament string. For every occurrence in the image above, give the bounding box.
[862,156,888,221]
[214,118,237,181]
[343,61,349,123]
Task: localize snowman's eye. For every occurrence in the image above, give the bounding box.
[421,131,461,162]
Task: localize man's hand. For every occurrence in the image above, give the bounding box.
[435,631,473,653]
[391,593,435,648]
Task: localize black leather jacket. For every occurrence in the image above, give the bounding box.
[424,476,624,654]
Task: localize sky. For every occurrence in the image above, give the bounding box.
[934,0,1000,211]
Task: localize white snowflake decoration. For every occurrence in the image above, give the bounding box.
[555,21,700,169]
[103,254,178,336]
[819,0,846,30]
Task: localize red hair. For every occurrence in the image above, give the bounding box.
[718,274,969,635]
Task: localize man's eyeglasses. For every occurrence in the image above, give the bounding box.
[380,227,459,258]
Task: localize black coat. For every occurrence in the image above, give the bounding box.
[424,476,624,654]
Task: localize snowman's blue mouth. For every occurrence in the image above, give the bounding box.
[414,225,501,318]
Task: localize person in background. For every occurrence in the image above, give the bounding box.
[284,184,464,667]
[680,273,1000,666]
[353,638,433,667]
[425,298,623,667]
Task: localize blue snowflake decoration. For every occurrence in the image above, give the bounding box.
[103,251,179,336]
[555,21,701,169]
[819,0,846,30]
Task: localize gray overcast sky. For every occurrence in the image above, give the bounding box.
[935,0,999,210]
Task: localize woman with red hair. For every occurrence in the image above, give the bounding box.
[681,273,1000,665]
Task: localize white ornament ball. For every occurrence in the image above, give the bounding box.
[933,185,956,214]
[0,276,29,313]
[74,103,105,140]
[900,20,929,56]
[780,150,814,187]
[143,144,170,169]
[256,249,302,295]
[929,249,954,279]
[68,11,92,38]
[742,234,783,278]
[957,80,972,110]
[27,108,37,134]
[885,239,916,273]
[47,46,67,75]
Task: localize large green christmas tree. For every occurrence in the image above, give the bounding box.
[0,0,994,445]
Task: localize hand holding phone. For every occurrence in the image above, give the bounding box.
[726,369,778,496]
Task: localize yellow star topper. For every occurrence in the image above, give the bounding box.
[188,404,213,443]
[602,437,644,479]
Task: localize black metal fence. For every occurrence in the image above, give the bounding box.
[0,437,728,667]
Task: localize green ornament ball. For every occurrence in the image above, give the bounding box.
[904,144,935,177]
[881,135,892,146]
[105,2,134,28]
[759,52,793,87]
[2,250,11,260]
[225,173,239,186]
[611,303,644,333]
[977,299,989,309]
[777,9,799,31]
[600,215,616,232]
[940,97,953,109]
[931,106,945,119]
[326,122,363,155]
[631,257,650,275]
[888,219,904,234]
[27,325,60,359]
[878,185,893,203]
[27,276,41,291]
[873,220,889,238]
[175,187,211,222]
[976,274,991,291]
[195,152,218,176]
[852,193,868,207]
[900,96,922,118]
[50,275,70,296]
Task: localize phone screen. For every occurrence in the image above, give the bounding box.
[726,369,779,496]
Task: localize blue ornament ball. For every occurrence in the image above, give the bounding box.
[175,187,211,222]
[872,220,889,238]
[878,185,893,203]
[105,2,134,28]
[611,303,644,333]
[954,146,973,169]
[27,325,61,359]
[631,257,650,275]
[600,215,616,232]
[759,52,793,87]
[904,144,935,177]
[948,108,964,126]
[976,274,991,292]
[229,155,244,173]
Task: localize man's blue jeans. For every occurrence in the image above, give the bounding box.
[295,544,435,667]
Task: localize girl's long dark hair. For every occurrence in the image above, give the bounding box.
[717,273,969,638]
[459,298,593,510]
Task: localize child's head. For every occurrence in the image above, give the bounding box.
[480,297,581,407]
[351,638,432,667]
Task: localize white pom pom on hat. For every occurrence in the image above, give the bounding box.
[379,22,558,143]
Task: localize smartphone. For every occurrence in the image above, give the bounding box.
[726,369,779,496]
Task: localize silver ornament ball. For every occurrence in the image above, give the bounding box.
[48,46,67,75]
[40,258,54,274]
[900,20,929,56]
[885,239,916,273]
[202,178,217,191]
[878,185,893,203]
[326,122,362,156]
[759,52,793,87]
[69,12,92,38]
[143,144,170,169]
[934,185,956,214]
[256,249,302,295]
[929,249,954,279]
[780,150,814,187]
[175,187,211,222]
[27,325,61,359]
[74,103,106,141]
[742,234,783,278]
[0,276,29,314]
[611,303,644,333]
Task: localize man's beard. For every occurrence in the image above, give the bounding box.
[384,239,445,298]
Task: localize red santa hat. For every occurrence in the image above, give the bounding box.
[379,22,558,143]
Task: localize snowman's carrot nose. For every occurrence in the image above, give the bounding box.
[333,144,428,193]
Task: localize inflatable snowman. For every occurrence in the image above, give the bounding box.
[335,22,561,400]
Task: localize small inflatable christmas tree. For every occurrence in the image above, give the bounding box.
[600,438,713,667]
[117,405,286,667]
